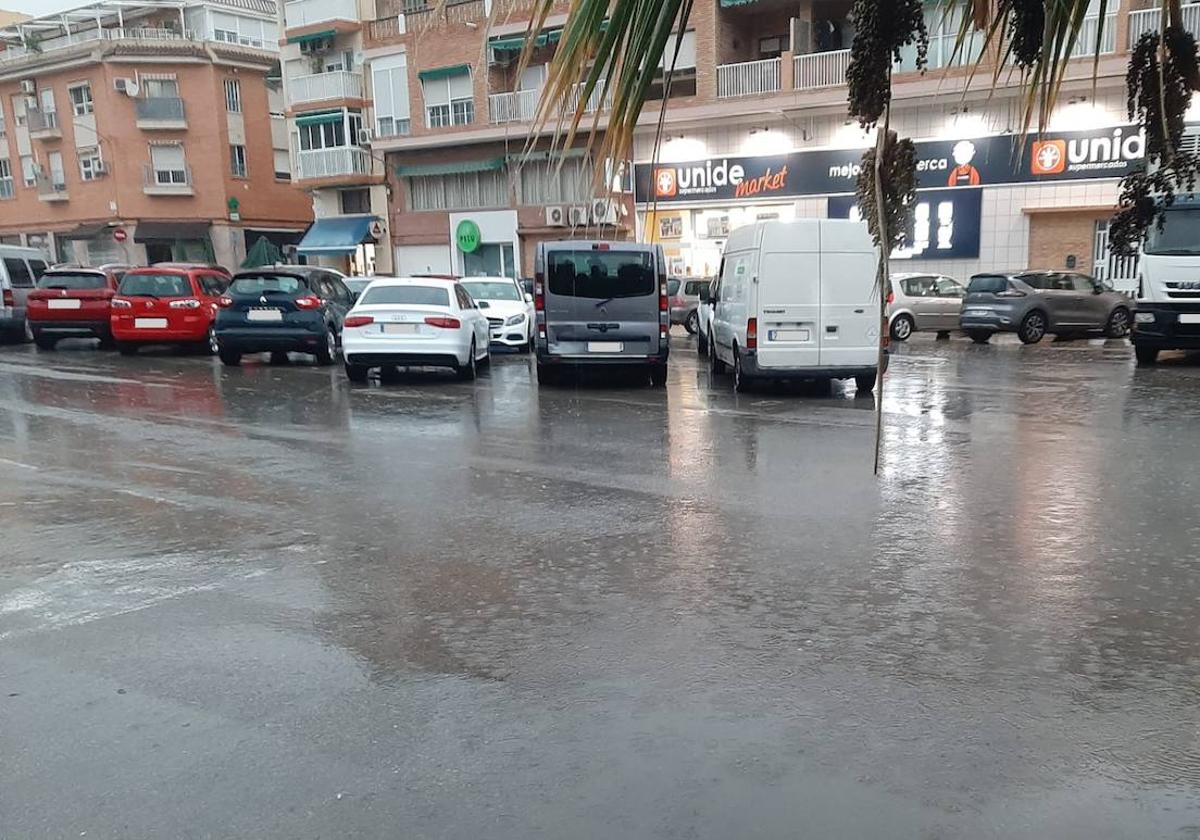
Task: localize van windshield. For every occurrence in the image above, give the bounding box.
[1145,208,1200,255]
[548,250,656,299]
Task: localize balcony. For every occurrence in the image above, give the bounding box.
[793,49,850,91]
[717,57,781,99]
[489,88,539,124]
[26,108,62,139]
[1130,3,1200,47]
[136,97,187,129]
[1070,13,1117,57]
[296,147,370,180]
[284,0,357,30]
[143,164,194,195]
[36,176,68,202]
[289,71,364,105]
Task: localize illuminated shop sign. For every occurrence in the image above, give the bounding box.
[828,187,982,260]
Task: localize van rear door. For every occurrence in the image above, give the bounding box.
[817,221,877,369]
[754,223,819,370]
[543,245,661,358]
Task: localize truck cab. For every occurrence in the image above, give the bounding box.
[1132,197,1200,365]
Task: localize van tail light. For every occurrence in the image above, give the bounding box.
[746,317,758,350]
[660,283,668,312]
[425,316,461,329]
[111,298,132,309]
[2,289,12,308]
[170,298,201,309]
[294,295,322,310]
[217,296,234,308]
[534,272,545,312]
[343,315,374,328]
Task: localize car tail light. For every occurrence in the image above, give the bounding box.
[343,315,374,328]
[111,298,132,309]
[746,317,758,350]
[534,272,545,312]
[294,295,322,310]
[425,316,461,329]
[169,298,201,309]
[2,289,12,308]
[217,296,234,308]
[887,290,895,305]
[593,243,611,251]
[996,288,1026,298]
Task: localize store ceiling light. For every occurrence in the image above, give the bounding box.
[659,136,707,163]
[743,127,791,157]
[1049,99,1116,131]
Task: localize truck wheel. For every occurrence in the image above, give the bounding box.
[967,330,991,344]
[1017,311,1047,344]
[1135,346,1159,366]
[650,364,668,388]
[889,314,914,341]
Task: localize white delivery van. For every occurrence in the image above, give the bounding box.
[708,219,880,392]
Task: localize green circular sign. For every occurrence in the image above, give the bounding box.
[456,219,482,254]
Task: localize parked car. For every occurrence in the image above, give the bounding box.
[887,273,965,340]
[341,277,491,382]
[461,276,535,350]
[214,266,354,366]
[151,262,232,279]
[26,264,129,350]
[0,245,50,342]
[696,276,719,354]
[710,219,879,393]
[670,278,712,334]
[534,241,669,387]
[961,270,1133,345]
[110,266,230,355]
[344,277,373,297]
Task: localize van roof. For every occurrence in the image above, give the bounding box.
[540,241,654,252]
[0,245,47,257]
[725,218,873,255]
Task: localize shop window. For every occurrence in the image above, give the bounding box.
[463,242,517,279]
[406,170,507,211]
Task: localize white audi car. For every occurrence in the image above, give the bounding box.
[461,276,535,350]
[341,277,491,382]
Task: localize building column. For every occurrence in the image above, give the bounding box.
[210,222,246,270]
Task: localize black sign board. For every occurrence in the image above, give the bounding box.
[635,125,1145,204]
[827,187,982,260]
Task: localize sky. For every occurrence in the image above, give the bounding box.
[3,0,89,17]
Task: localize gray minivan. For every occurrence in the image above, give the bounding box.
[0,245,50,341]
[534,241,669,386]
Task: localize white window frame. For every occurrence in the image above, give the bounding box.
[149,143,188,185]
[144,77,179,99]
[224,79,242,113]
[372,53,411,138]
[421,69,473,129]
[20,155,35,187]
[79,147,104,181]
[47,151,66,188]
[68,83,94,116]
[230,144,247,178]
[0,159,13,200]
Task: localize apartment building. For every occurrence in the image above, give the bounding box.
[0,0,312,267]
[286,0,1188,287]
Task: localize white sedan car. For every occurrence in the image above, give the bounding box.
[460,277,535,350]
[341,277,491,382]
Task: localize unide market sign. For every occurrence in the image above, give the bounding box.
[635,125,1146,203]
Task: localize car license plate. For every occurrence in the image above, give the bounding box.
[134,317,168,329]
[964,308,989,316]
[1179,314,1200,324]
[382,323,419,335]
[47,299,81,310]
[247,309,283,322]
[587,341,623,353]
[769,329,810,342]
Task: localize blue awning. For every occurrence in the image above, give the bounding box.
[296,215,378,256]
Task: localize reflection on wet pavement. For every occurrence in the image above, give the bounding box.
[1,334,1199,839]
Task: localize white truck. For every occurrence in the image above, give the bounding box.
[1131,197,1200,365]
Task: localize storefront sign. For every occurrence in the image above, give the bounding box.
[635,125,1145,204]
[828,187,982,260]
[456,219,482,253]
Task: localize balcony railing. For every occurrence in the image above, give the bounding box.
[36,176,68,201]
[489,88,540,124]
[289,70,364,104]
[27,108,61,136]
[284,0,358,29]
[793,49,850,90]
[1070,13,1117,57]
[566,79,612,114]
[1130,3,1200,46]
[143,164,194,194]
[296,147,370,179]
[717,57,781,99]
[136,97,186,127]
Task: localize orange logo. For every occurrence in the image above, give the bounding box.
[654,168,677,198]
[1032,140,1067,175]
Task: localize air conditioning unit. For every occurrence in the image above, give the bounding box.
[567,205,589,227]
[544,206,565,227]
[113,77,139,97]
[591,198,619,226]
[357,127,374,146]
[19,79,35,95]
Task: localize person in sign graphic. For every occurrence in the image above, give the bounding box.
[947,140,982,186]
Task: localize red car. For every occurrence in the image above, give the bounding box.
[26,264,129,350]
[111,266,229,355]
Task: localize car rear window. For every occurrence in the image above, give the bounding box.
[38,272,107,290]
[360,285,450,307]
[547,250,656,299]
[230,275,309,295]
[684,280,709,296]
[462,281,520,301]
[967,275,1010,294]
[119,273,193,297]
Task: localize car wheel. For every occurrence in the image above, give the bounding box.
[1135,345,1160,366]
[536,363,556,386]
[684,311,699,335]
[378,365,402,384]
[98,337,116,351]
[457,340,478,381]
[219,349,242,366]
[733,347,749,393]
[1017,311,1047,344]
[650,364,668,388]
[709,334,726,374]
[855,371,877,393]
[889,314,914,341]
[117,342,138,356]
[480,344,491,368]
[967,329,991,344]
[33,334,57,351]
[315,327,337,366]
[344,362,369,383]
[1106,307,1131,338]
[202,326,219,356]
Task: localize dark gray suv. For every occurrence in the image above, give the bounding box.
[961,271,1132,344]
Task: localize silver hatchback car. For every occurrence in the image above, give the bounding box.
[888,273,965,340]
[960,271,1133,344]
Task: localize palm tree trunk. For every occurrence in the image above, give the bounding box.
[872,99,892,476]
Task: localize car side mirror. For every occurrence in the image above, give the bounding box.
[524,293,533,303]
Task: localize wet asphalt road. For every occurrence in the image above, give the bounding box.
[2,332,1200,839]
